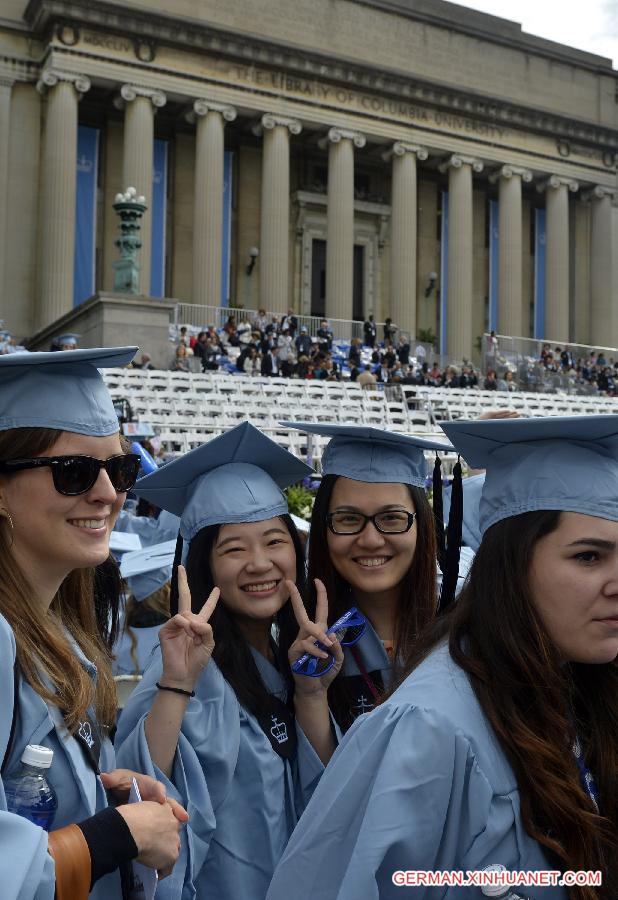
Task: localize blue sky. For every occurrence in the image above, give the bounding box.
[454,0,618,67]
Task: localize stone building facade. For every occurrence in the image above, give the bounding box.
[1,0,617,359]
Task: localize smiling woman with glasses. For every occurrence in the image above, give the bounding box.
[0,347,185,900]
[280,423,454,732]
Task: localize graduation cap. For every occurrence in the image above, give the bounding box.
[55,333,80,348]
[441,415,618,536]
[281,422,462,612]
[133,422,313,615]
[134,421,313,542]
[279,422,453,487]
[0,346,137,436]
[109,531,142,554]
[120,539,176,602]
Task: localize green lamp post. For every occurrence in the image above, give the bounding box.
[112,186,147,294]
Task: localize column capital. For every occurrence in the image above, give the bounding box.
[36,69,91,96]
[382,141,428,162]
[582,184,616,202]
[190,98,237,123]
[319,126,366,149]
[438,153,483,174]
[536,174,579,194]
[254,113,302,136]
[488,164,533,184]
[114,84,167,109]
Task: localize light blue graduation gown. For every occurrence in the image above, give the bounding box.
[115,644,328,900]
[0,614,123,900]
[112,626,162,676]
[267,641,568,900]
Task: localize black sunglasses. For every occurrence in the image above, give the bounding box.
[0,454,141,496]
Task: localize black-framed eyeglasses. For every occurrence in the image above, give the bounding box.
[0,454,141,496]
[326,510,417,535]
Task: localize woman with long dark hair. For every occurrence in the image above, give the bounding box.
[0,348,186,900]
[116,422,343,900]
[267,416,618,900]
[285,424,453,731]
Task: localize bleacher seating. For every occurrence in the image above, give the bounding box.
[105,369,616,472]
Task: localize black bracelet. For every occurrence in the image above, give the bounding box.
[156,681,195,697]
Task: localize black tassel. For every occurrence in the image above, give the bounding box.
[432,454,446,574]
[169,533,184,617]
[439,457,463,614]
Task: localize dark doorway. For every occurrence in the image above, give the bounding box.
[311,239,326,318]
[353,244,364,321]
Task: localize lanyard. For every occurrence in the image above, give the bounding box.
[572,735,600,814]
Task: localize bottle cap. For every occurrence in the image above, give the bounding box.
[481,864,510,898]
[21,744,54,769]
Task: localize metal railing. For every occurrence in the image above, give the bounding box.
[482,333,618,396]
[171,302,409,345]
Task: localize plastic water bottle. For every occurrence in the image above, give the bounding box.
[4,744,58,831]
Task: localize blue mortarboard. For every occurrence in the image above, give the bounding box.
[441,415,618,535]
[0,346,137,435]
[281,423,453,487]
[120,539,175,602]
[109,531,142,554]
[56,333,80,347]
[134,422,313,541]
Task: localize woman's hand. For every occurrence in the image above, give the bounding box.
[116,799,187,877]
[101,769,165,804]
[288,578,344,695]
[158,565,220,692]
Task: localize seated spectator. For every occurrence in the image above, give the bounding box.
[243,347,261,377]
[348,338,362,368]
[396,336,410,365]
[281,308,298,336]
[295,326,313,356]
[443,366,460,388]
[201,337,220,371]
[497,370,516,392]
[281,354,296,378]
[135,352,155,370]
[348,360,361,382]
[322,356,340,381]
[427,362,442,386]
[193,331,208,362]
[381,342,397,369]
[484,369,499,391]
[171,343,191,371]
[316,319,333,351]
[252,308,268,333]
[261,345,280,377]
[265,316,281,336]
[237,314,252,341]
[377,362,392,383]
[358,364,378,389]
[383,317,397,342]
[459,365,478,388]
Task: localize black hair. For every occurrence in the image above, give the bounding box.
[185,514,306,718]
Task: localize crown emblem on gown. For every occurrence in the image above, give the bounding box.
[270,715,288,744]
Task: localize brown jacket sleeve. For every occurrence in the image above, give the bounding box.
[48,824,91,900]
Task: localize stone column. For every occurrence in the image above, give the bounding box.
[191,99,237,307]
[321,127,366,321]
[37,70,91,328]
[117,84,166,295]
[256,114,302,311]
[385,142,427,338]
[439,154,483,360]
[540,175,578,341]
[489,164,532,337]
[0,77,12,304]
[588,186,615,347]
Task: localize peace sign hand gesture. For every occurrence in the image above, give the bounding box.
[287,578,344,695]
[158,565,220,692]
